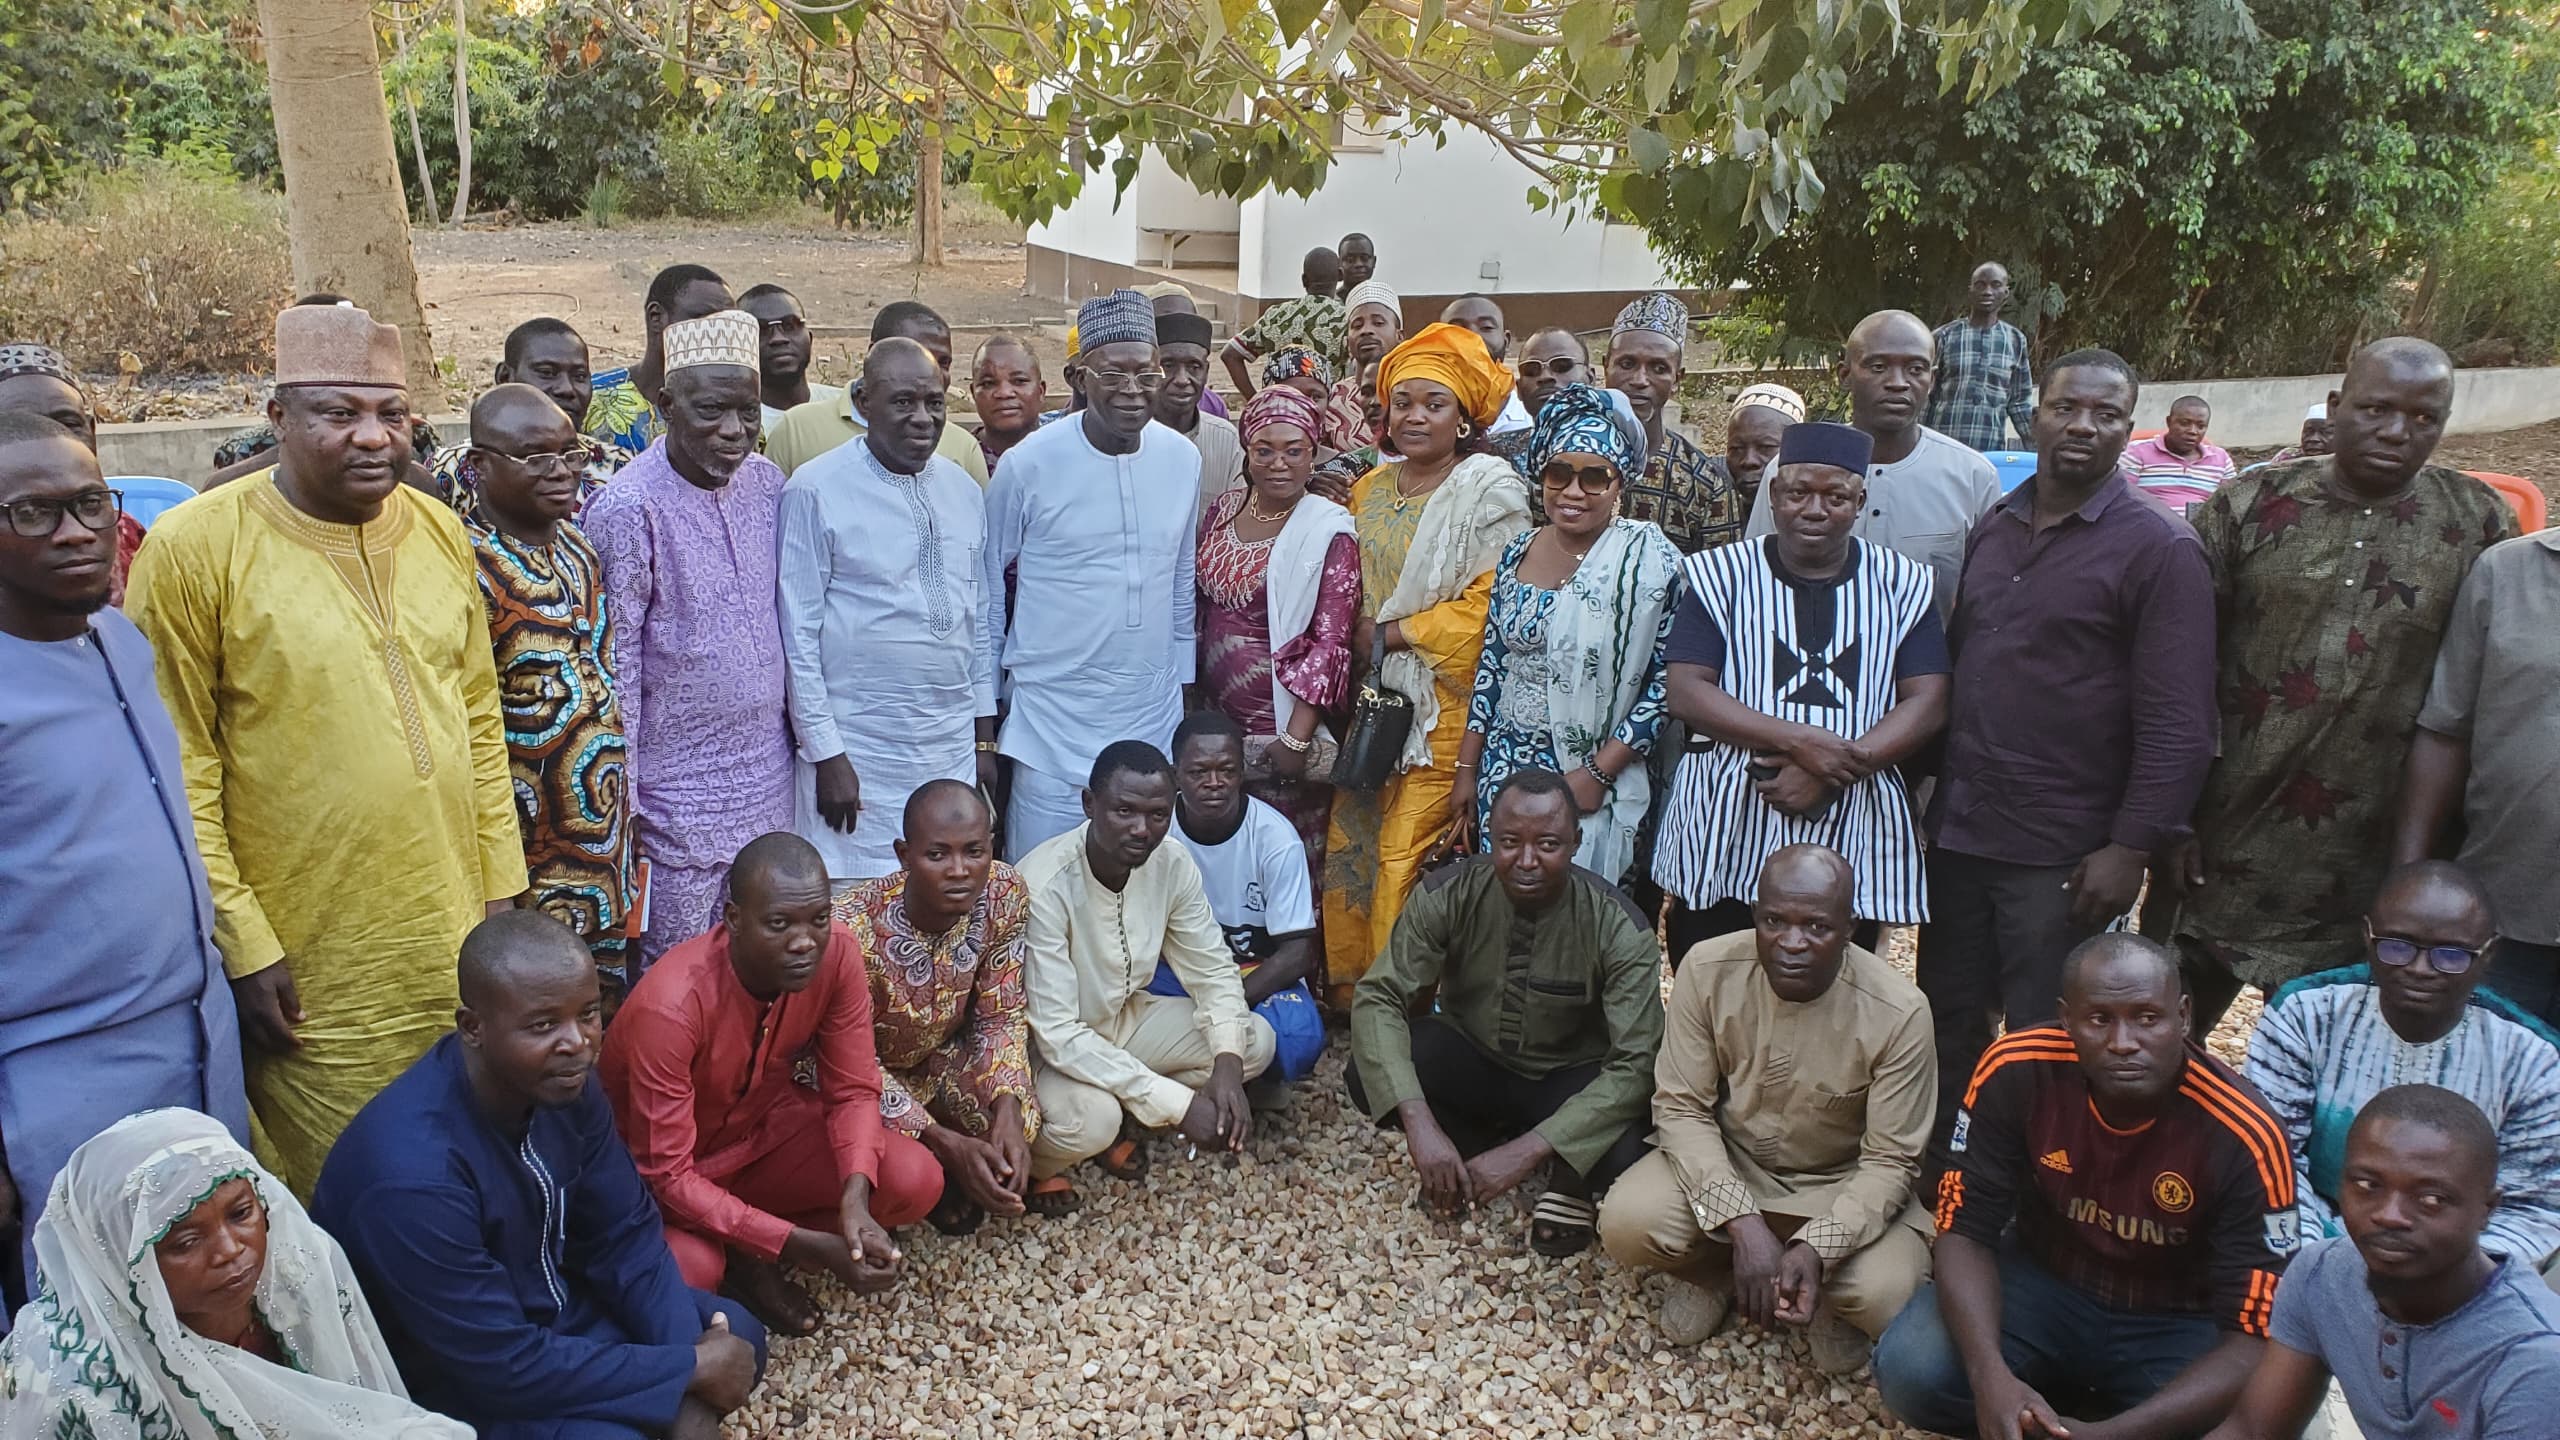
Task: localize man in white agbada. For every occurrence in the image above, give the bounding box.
[0,1109,468,1440]
[982,289,1200,860]
[779,337,997,884]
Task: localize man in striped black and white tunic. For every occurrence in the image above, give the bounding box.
[1653,422,1953,964]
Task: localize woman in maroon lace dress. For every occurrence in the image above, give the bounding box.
[1196,386,1362,885]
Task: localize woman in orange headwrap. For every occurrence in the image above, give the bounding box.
[1321,324,1532,1006]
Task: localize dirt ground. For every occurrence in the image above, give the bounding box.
[413,212,1075,393]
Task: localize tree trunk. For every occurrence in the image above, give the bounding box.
[258,0,443,400]
[912,1,946,268]
[915,93,946,267]
[449,0,472,224]
[391,15,441,226]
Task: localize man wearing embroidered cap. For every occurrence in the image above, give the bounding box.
[1722,381,1803,510]
[982,290,1203,859]
[581,310,796,965]
[1325,281,1406,454]
[125,304,525,1195]
[1606,292,1741,555]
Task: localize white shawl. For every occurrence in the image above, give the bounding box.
[0,1109,470,1440]
[1262,492,1357,742]
[1542,518,1684,880]
[1375,452,1533,770]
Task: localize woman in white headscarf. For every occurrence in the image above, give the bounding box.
[0,1109,469,1440]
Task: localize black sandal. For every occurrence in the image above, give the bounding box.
[1529,1192,1597,1257]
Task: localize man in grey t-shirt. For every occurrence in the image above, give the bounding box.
[1742,309,2000,618]
[2200,1085,2560,1440]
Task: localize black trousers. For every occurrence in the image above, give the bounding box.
[1347,1015,1650,1197]
[1917,851,2104,1163]
[2489,938,2560,1026]
[1665,898,1883,971]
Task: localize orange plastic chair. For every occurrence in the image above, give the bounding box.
[2467,472,2547,534]
[2131,428,2164,442]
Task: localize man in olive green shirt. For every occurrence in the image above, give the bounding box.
[1349,770,1665,1259]
[764,300,991,484]
[1598,844,1935,1376]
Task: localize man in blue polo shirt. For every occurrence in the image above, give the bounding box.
[2199,1084,2560,1440]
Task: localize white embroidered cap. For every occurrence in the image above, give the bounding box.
[663,309,760,375]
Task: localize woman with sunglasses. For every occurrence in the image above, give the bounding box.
[1320,324,1530,1009]
[1449,384,1681,884]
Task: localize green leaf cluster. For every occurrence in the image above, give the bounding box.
[1669,0,2556,375]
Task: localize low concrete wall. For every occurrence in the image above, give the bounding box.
[100,412,467,488]
[2135,367,2560,448]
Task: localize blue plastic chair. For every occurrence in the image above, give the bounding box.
[1982,450,2038,492]
[110,476,199,530]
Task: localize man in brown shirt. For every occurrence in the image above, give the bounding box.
[1598,844,1935,1375]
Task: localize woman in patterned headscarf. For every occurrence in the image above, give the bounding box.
[1259,347,1335,403]
[1320,323,1531,1007]
[1451,384,1682,884]
[1195,385,1362,884]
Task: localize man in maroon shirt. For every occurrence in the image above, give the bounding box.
[1875,935,2298,1440]
[1921,348,2218,1168]
[600,833,943,1335]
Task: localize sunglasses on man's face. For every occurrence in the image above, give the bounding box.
[2367,923,2485,976]
[1516,358,1582,380]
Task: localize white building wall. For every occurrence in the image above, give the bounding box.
[1025,158,1143,270]
[1238,128,1683,300]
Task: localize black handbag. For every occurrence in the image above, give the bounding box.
[1330,628,1416,792]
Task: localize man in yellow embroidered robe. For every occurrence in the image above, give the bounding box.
[126,304,523,1194]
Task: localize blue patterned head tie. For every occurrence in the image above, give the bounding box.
[1611,291,1689,339]
[1074,289,1158,351]
[1530,383,1647,478]
[1261,346,1334,387]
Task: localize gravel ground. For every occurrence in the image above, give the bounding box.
[725,927,2273,1440]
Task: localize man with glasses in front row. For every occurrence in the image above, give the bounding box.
[457,384,638,1005]
[981,290,1200,859]
[2246,860,2560,1288]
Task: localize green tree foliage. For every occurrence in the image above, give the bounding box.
[2418,139,2560,366]
[0,0,273,209]
[671,0,2121,246]
[1681,0,2555,377]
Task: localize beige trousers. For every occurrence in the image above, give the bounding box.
[1029,994,1276,1179]
[1598,1149,1933,1339]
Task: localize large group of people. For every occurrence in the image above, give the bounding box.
[2,232,2556,1440]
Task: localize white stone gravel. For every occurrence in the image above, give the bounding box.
[731,929,2272,1439]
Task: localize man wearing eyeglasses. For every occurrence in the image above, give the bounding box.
[456,384,637,1007]
[2245,860,2560,1284]
[738,285,843,436]
[0,411,249,1315]
[981,290,1198,860]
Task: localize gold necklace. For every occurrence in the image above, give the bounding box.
[1247,495,1295,523]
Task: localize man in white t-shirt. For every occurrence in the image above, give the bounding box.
[1155,712,1327,1094]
